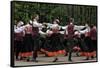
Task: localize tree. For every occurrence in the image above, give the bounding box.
[12,1,97,26]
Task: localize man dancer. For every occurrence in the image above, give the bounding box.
[31,14,43,62]
[64,18,75,61]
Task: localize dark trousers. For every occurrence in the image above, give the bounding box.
[32,50,38,60]
[64,38,75,61]
[32,35,41,60]
[68,51,72,61]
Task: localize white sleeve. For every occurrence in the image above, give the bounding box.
[79,30,86,34]
[62,26,67,30]
[79,28,90,34]
[15,26,25,33]
[46,23,52,29]
[46,30,50,34]
[74,25,86,30]
[29,20,33,24]
[39,30,46,35]
[33,21,43,27]
[14,28,21,33]
[59,31,65,34]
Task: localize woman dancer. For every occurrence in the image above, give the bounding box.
[43,23,65,62]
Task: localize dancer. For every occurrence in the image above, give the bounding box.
[14,21,24,60]
[31,14,43,62]
[43,23,65,62]
[89,25,97,59]
[23,22,33,61]
[64,18,76,61]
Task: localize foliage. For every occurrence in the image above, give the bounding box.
[12,1,97,25]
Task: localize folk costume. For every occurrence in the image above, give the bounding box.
[14,21,24,60]
[23,23,33,60]
[43,24,65,62]
[31,19,43,62]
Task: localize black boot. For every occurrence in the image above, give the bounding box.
[76,52,80,57]
[16,52,19,60]
[85,57,89,60]
[53,58,58,62]
[91,56,94,59]
[32,51,38,62]
[26,58,30,61]
[68,52,72,61]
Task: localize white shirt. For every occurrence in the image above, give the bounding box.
[14,26,25,33]
[32,20,42,28]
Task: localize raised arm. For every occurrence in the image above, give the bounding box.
[74,25,86,31]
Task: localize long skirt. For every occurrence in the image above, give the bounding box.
[91,40,97,51]
[79,37,94,52]
[84,37,94,52]
[23,34,33,52]
[79,39,88,52]
[15,40,23,52]
[14,40,23,59]
[43,33,65,56]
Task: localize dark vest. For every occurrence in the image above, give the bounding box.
[90,28,97,40]
[67,24,74,38]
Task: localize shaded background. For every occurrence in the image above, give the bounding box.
[12,1,97,25]
[13,1,97,25]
